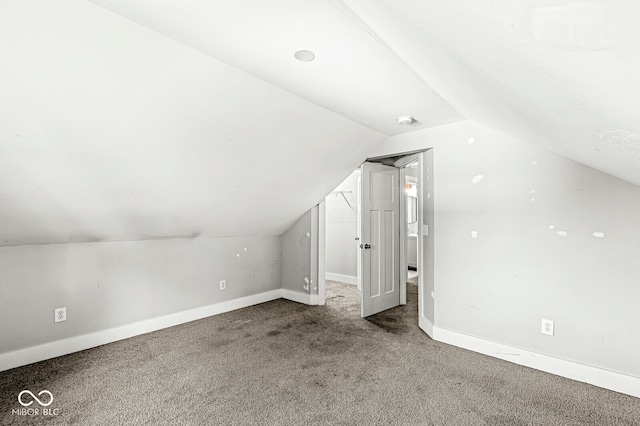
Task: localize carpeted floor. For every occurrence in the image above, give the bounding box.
[1,278,639,425]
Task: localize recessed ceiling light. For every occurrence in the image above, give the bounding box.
[294,50,315,62]
[397,115,415,125]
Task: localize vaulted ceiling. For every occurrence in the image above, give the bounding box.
[345,0,640,184]
[1,0,638,246]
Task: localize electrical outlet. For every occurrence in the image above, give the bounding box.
[541,318,554,336]
[54,307,66,323]
[220,280,226,290]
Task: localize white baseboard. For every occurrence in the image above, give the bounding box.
[325,272,357,285]
[280,288,310,304]
[433,326,640,399]
[0,289,282,372]
[418,315,434,339]
[280,288,321,305]
[14,292,634,400]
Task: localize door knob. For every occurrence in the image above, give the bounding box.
[364,244,371,249]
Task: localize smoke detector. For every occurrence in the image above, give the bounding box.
[397,115,415,125]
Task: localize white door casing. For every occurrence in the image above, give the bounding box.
[356,175,362,291]
[360,162,401,317]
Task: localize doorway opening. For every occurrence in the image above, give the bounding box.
[321,151,426,326]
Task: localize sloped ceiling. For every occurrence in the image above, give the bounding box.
[87,0,463,134]
[0,0,459,246]
[2,0,639,247]
[343,0,640,185]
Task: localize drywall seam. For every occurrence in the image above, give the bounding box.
[325,272,358,285]
[433,326,640,399]
[0,289,282,372]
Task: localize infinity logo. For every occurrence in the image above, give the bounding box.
[18,390,53,407]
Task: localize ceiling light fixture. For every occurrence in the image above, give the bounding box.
[294,50,315,62]
[397,115,415,125]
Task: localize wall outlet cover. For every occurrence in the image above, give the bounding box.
[541,318,554,336]
[54,307,67,323]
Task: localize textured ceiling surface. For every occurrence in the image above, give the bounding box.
[1,0,639,246]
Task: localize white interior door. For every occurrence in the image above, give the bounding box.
[360,162,400,317]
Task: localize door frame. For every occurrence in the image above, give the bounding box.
[392,153,420,306]
[361,153,421,310]
[356,174,362,291]
[320,149,428,331]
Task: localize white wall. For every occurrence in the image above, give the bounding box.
[421,149,435,333]
[0,236,281,361]
[282,211,312,295]
[0,0,386,247]
[281,206,323,304]
[369,120,640,381]
[325,171,360,282]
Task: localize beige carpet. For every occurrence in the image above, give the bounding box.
[1,279,639,425]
